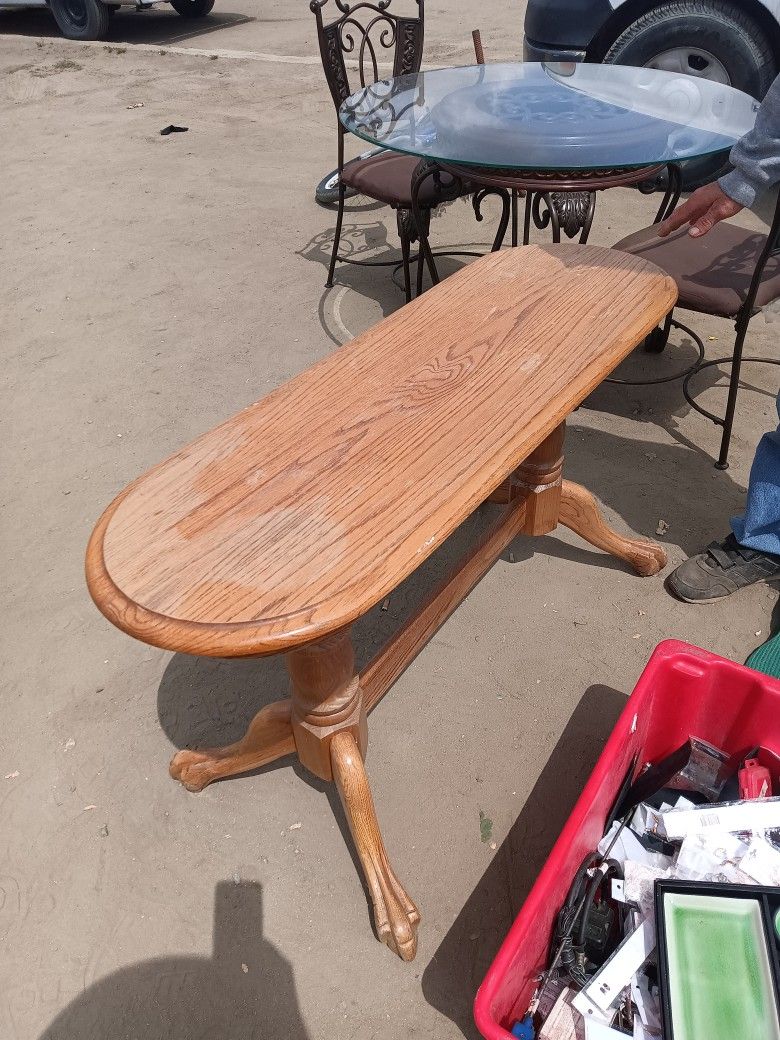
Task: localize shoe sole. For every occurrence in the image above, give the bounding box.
[666,574,780,605]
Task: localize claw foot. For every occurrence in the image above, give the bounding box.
[168,700,295,793]
[372,860,421,961]
[169,749,223,792]
[559,479,668,577]
[625,539,667,577]
[330,729,421,961]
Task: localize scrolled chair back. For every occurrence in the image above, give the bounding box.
[310,0,424,111]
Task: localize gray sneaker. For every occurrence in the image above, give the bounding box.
[667,534,780,603]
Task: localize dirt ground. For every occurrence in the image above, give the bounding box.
[1,7,779,1039]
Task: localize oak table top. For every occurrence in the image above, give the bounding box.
[86,244,676,659]
[86,242,676,962]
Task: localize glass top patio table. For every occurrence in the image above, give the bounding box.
[339,62,759,173]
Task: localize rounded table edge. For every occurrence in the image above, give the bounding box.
[85,492,352,659]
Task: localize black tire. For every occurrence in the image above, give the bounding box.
[315,169,359,207]
[49,0,110,39]
[314,149,383,206]
[170,0,215,17]
[603,1,776,186]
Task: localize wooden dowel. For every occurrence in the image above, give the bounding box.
[362,492,528,712]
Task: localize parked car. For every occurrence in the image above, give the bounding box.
[0,0,214,41]
[524,0,780,183]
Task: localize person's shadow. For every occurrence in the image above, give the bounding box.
[38,881,310,1040]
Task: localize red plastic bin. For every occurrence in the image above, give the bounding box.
[474,639,780,1040]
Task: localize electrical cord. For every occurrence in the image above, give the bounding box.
[550,819,630,989]
[575,858,623,950]
[528,817,631,1017]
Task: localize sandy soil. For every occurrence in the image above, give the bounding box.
[1,12,779,1040]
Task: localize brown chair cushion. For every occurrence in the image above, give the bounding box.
[613,222,780,319]
[340,151,463,208]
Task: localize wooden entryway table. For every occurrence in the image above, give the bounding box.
[86,245,676,961]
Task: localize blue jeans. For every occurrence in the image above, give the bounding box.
[731,391,780,556]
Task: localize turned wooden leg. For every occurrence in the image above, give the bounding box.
[287,628,367,782]
[559,479,667,576]
[516,423,565,535]
[169,699,295,792]
[510,425,665,576]
[288,628,418,960]
[331,730,420,961]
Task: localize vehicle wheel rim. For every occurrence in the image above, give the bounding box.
[645,47,731,85]
[61,0,88,28]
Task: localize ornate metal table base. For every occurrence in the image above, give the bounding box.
[410,160,682,294]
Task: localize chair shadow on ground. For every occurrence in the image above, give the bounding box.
[422,683,628,1040]
[0,6,253,45]
[298,198,496,344]
[298,217,408,344]
[38,880,310,1040]
[589,315,777,436]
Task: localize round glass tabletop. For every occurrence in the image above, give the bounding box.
[339,62,759,172]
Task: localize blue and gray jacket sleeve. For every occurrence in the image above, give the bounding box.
[719,73,780,208]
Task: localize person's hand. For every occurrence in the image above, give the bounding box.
[658,182,743,238]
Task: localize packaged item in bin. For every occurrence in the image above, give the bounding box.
[666,737,731,801]
[741,836,780,886]
[537,988,585,1039]
[739,757,773,800]
[659,796,780,840]
[674,831,750,883]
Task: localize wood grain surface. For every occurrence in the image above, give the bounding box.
[86,244,676,656]
[330,730,420,961]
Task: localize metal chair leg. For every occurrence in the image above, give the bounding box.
[492,190,511,252]
[326,184,347,289]
[416,244,425,298]
[399,222,412,304]
[716,322,750,471]
[522,193,533,246]
[644,313,672,354]
[410,167,441,288]
[417,220,439,287]
[511,189,519,248]
[474,188,511,252]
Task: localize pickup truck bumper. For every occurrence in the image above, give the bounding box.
[523,37,587,63]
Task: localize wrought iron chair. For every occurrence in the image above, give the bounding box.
[312,0,467,303]
[613,190,780,469]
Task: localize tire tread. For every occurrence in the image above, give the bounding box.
[604,0,775,92]
[50,0,110,39]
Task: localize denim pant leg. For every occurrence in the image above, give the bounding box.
[731,390,780,556]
